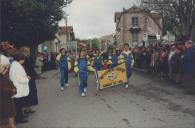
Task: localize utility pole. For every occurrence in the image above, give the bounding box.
[64,13,69,26]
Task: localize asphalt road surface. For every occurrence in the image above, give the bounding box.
[17,70,195,128]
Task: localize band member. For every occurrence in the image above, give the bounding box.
[93,50,103,71]
[102,59,109,70]
[74,50,95,97]
[110,49,119,68]
[92,50,103,83]
[58,48,71,91]
[119,43,134,88]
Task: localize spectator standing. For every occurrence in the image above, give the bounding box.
[150,49,159,72]
[171,47,182,83]
[9,52,30,124]
[168,45,176,79]
[159,48,168,79]
[182,40,195,94]
[0,55,16,128]
[20,47,38,115]
[35,52,43,75]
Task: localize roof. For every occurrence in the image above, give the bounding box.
[114,6,162,29]
[114,12,122,22]
[124,5,150,13]
[58,26,73,35]
[150,12,162,19]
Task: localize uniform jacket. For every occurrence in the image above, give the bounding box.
[78,58,88,72]
[59,55,68,69]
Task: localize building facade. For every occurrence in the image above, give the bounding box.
[115,6,163,47]
[56,26,75,50]
[38,26,76,53]
[98,34,115,51]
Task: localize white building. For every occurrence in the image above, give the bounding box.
[38,26,76,53]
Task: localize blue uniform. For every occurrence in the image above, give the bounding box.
[182,47,195,74]
[122,52,133,79]
[78,58,88,93]
[110,54,118,68]
[93,56,103,71]
[59,55,68,87]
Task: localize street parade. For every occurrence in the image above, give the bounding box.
[1,0,195,128]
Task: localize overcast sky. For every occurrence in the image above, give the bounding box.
[59,0,137,39]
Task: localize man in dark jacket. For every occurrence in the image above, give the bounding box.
[182,40,195,94]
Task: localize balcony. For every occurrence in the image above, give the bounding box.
[129,25,141,32]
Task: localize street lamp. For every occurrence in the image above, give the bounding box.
[54,39,58,52]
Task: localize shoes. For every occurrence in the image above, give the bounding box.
[81,92,86,97]
[60,87,64,91]
[15,119,28,124]
[125,84,129,89]
[28,110,36,114]
[23,114,29,118]
[84,88,87,93]
[65,83,69,87]
[24,110,36,115]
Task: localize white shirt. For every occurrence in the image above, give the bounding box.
[9,61,29,98]
[168,51,176,62]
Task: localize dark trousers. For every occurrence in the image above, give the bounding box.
[183,73,195,91]
[14,98,24,121]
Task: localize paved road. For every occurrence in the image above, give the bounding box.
[17,70,195,128]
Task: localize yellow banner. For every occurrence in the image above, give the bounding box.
[97,63,127,90]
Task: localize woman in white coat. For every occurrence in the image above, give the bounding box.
[9,52,30,124]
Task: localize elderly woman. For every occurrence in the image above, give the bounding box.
[0,54,16,128]
[9,52,30,124]
[19,47,38,115]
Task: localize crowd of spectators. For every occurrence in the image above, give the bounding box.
[132,40,195,94]
[0,42,39,128]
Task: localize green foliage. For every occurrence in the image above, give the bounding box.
[1,0,70,47]
[90,38,100,50]
[163,16,181,36]
[142,0,195,40]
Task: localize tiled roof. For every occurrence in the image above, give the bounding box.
[150,12,162,19]
[58,26,73,34]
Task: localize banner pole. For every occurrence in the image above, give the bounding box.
[95,70,99,95]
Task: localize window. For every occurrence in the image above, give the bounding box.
[132,32,139,42]
[132,17,139,27]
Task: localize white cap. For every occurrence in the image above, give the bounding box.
[0,54,10,66]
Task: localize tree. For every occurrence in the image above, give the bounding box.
[89,38,100,50]
[1,0,73,46]
[1,0,72,62]
[141,0,195,41]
